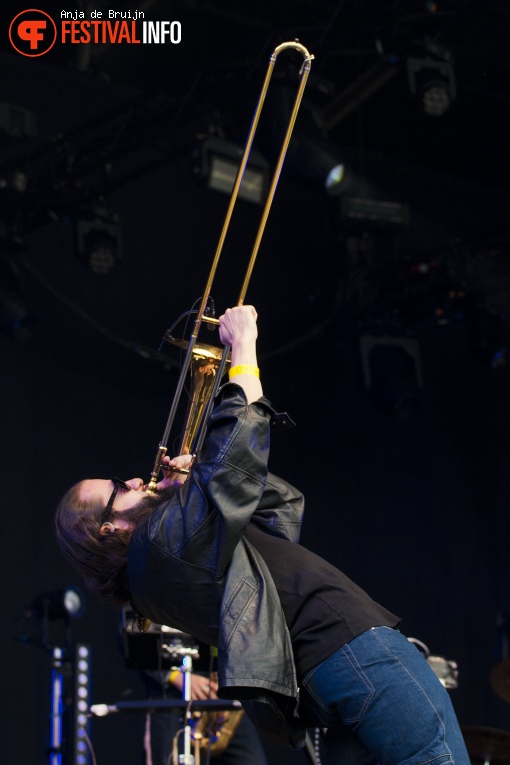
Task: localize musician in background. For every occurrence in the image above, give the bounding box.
[139,665,268,765]
[55,304,470,765]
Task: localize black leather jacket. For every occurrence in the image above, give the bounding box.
[127,383,307,747]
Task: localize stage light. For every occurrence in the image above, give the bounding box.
[326,163,346,192]
[340,196,409,227]
[28,587,86,621]
[193,135,269,205]
[257,73,350,195]
[75,214,122,275]
[285,137,350,195]
[70,644,92,765]
[0,169,28,193]
[421,82,451,117]
[407,53,456,117]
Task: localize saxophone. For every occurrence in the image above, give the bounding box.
[190,673,244,757]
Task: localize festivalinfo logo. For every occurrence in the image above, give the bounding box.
[9,9,57,57]
[9,8,181,57]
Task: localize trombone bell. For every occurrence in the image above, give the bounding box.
[167,338,231,456]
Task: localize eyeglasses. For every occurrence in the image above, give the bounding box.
[100,477,131,527]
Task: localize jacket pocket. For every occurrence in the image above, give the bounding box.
[219,577,257,649]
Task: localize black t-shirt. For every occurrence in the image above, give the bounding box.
[244,524,400,679]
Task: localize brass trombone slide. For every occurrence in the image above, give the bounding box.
[147,40,314,493]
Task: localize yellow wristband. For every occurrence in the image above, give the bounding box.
[168,669,180,685]
[229,364,260,379]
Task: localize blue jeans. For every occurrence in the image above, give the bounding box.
[300,627,470,765]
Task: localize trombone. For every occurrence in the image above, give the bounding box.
[147,40,314,493]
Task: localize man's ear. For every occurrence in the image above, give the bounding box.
[100,522,116,536]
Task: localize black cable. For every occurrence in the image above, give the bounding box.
[19,256,180,369]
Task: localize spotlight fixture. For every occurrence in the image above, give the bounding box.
[407,52,456,117]
[340,196,409,227]
[28,586,86,621]
[0,169,28,193]
[75,214,122,275]
[260,76,350,195]
[193,135,269,205]
[285,136,349,195]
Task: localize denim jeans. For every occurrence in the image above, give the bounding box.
[300,627,470,765]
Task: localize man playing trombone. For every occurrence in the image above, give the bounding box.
[55,304,470,765]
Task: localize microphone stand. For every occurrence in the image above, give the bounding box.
[152,627,200,763]
[42,607,73,765]
[180,654,195,765]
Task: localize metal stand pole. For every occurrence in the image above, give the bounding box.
[49,647,64,765]
[179,654,195,765]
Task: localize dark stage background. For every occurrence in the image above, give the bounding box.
[1,2,510,764]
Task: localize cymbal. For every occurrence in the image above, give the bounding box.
[490,661,510,703]
[462,726,510,761]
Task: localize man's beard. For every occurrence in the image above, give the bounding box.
[112,486,176,528]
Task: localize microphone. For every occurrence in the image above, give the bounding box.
[89,704,118,717]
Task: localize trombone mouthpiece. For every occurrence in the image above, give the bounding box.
[146,476,159,494]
